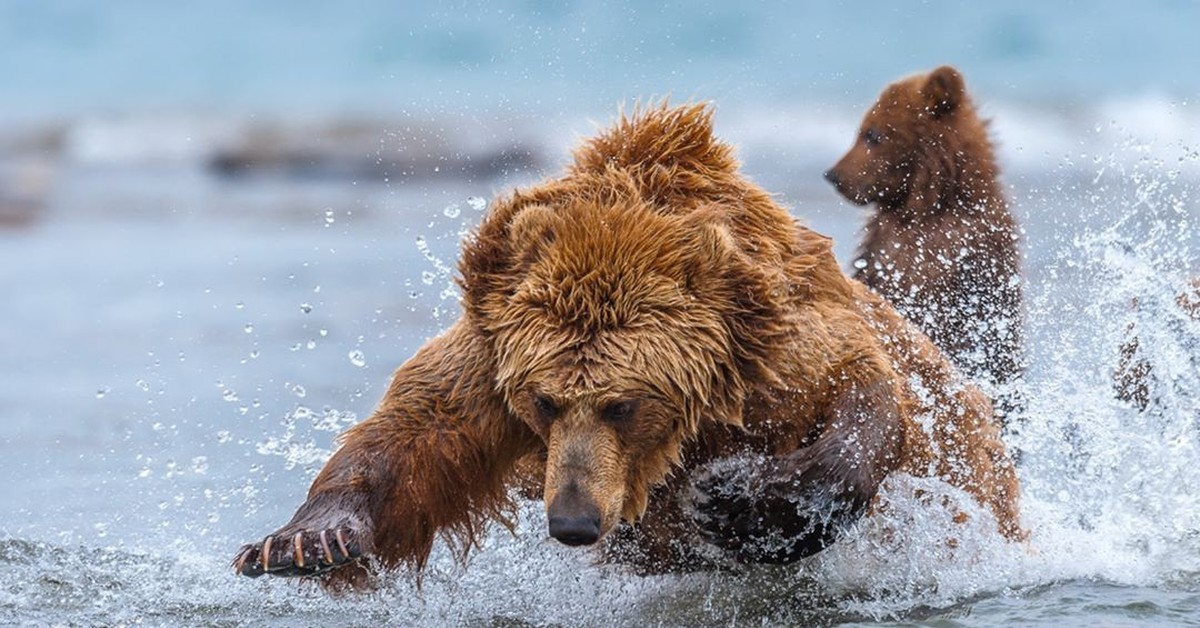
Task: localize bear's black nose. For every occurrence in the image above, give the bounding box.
[823,169,840,186]
[548,514,600,546]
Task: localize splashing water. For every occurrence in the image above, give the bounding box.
[997,138,1200,604]
[176,144,1196,625]
[255,406,358,473]
[4,135,1200,627]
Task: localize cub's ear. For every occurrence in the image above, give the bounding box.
[922,65,966,118]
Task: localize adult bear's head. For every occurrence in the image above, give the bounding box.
[458,104,800,546]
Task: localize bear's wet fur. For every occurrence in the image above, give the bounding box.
[233,103,1022,590]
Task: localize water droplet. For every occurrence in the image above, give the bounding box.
[324,208,336,226]
[235,301,245,310]
[853,258,868,270]
[289,342,302,352]
[249,349,260,359]
[319,328,328,337]
[243,323,254,333]
[421,271,436,285]
[95,388,108,399]
[467,196,487,211]
[192,456,209,474]
[290,384,307,398]
[300,303,313,314]
[306,339,317,350]
[443,203,461,218]
[136,379,150,392]
[348,350,367,368]
[215,430,231,443]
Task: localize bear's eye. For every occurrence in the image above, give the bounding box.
[600,400,638,423]
[532,394,559,421]
[862,128,884,147]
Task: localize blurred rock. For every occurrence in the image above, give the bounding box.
[62,115,244,166]
[0,127,62,228]
[208,119,542,183]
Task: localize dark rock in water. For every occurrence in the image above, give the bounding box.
[0,154,57,229]
[208,120,543,183]
[0,198,41,227]
[0,125,62,228]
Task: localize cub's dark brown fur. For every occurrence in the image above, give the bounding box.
[826,66,1023,420]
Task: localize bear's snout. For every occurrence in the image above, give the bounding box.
[548,512,600,546]
[825,161,873,206]
[823,168,841,187]
[547,488,602,546]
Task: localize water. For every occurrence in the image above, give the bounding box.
[3,2,1200,626]
[4,0,1200,119]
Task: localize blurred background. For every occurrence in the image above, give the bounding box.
[2,1,1199,625]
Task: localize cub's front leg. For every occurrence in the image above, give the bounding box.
[688,366,903,563]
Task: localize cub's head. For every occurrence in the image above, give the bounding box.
[825,65,991,211]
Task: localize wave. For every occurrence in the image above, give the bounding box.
[3,95,1194,189]
[718,95,1200,177]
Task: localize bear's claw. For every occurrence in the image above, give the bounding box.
[232,527,362,578]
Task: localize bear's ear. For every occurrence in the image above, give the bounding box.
[506,204,558,269]
[681,206,783,428]
[459,200,559,322]
[680,206,740,291]
[922,65,966,118]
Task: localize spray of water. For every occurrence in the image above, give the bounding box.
[5,146,1198,625]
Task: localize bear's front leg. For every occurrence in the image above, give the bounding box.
[688,367,903,563]
[232,319,538,589]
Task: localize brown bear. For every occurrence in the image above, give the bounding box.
[1114,279,1200,410]
[825,66,1023,422]
[232,104,1022,590]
